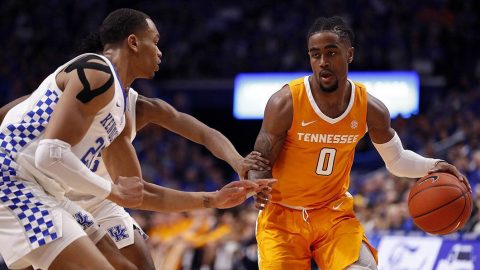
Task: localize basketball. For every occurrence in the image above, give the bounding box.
[407,172,473,235]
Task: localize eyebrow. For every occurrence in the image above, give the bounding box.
[308,44,339,52]
[324,44,339,49]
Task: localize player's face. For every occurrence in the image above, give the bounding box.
[307,31,353,93]
[135,18,162,79]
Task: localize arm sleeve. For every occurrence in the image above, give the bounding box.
[35,139,111,198]
[372,132,441,178]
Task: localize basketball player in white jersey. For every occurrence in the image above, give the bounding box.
[0,8,273,270]
[0,87,272,270]
[70,87,272,269]
[1,92,142,270]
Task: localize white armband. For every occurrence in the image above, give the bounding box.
[35,139,111,199]
[372,133,441,178]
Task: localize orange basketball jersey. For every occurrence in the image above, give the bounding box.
[272,76,368,208]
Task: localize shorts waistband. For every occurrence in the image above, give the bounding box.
[273,202,316,211]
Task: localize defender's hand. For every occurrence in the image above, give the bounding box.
[235,151,271,179]
[213,180,262,209]
[107,176,144,208]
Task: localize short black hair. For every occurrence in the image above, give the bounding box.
[78,8,151,53]
[100,8,150,46]
[307,16,354,46]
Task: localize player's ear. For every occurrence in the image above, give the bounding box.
[348,47,354,64]
[127,34,139,53]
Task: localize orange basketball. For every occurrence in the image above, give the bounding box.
[407,172,472,235]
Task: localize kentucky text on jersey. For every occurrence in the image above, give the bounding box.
[297,133,359,144]
[100,113,119,143]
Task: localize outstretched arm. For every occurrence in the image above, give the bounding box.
[102,116,274,212]
[367,93,469,189]
[135,95,269,178]
[248,85,293,208]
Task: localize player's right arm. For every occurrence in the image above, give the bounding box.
[34,58,143,208]
[248,85,293,208]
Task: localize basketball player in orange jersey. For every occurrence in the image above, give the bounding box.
[248,16,470,270]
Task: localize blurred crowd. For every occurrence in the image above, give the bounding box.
[1,0,479,103]
[1,0,480,269]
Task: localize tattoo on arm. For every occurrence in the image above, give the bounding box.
[248,128,286,179]
[203,194,213,208]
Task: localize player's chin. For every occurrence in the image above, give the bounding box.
[145,71,157,79]
[320,80,339,93]
[138,71,156,80]
[146,65,159,78]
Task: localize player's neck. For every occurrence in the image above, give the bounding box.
[312,79,351,118]
[102,48,133,92]
[313,79,349,103]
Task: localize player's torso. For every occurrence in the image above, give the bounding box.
[272,76,368,208]
[68,88,139,211]
[0,53,126,196]
[71,77,128,174]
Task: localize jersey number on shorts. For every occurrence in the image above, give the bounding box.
[315,148,337,176]
[81,137,105,172]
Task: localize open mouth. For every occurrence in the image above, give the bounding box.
[320,70,334,82]
[320,70,333,78]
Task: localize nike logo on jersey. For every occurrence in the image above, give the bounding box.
[301,120,317,127]
[116,102,121,107]
[332,201,344,210]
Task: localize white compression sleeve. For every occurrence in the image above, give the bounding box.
[372,132,441,178]
[35,139,111,198]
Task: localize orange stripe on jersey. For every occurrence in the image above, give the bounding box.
[271,76,368,208]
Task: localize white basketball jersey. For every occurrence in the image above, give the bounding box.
[67,88,138,211]
[0,53,126,198]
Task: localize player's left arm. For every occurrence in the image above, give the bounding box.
[0,95,29,123]
[367,93,469,188]
[134,94,269,178]
[103,133,273,211]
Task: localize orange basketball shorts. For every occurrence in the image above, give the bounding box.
[256,195,377,270]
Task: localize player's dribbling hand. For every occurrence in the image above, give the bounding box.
[107,176,144,208]
[235,151,271,179]
[428,161,471,192]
